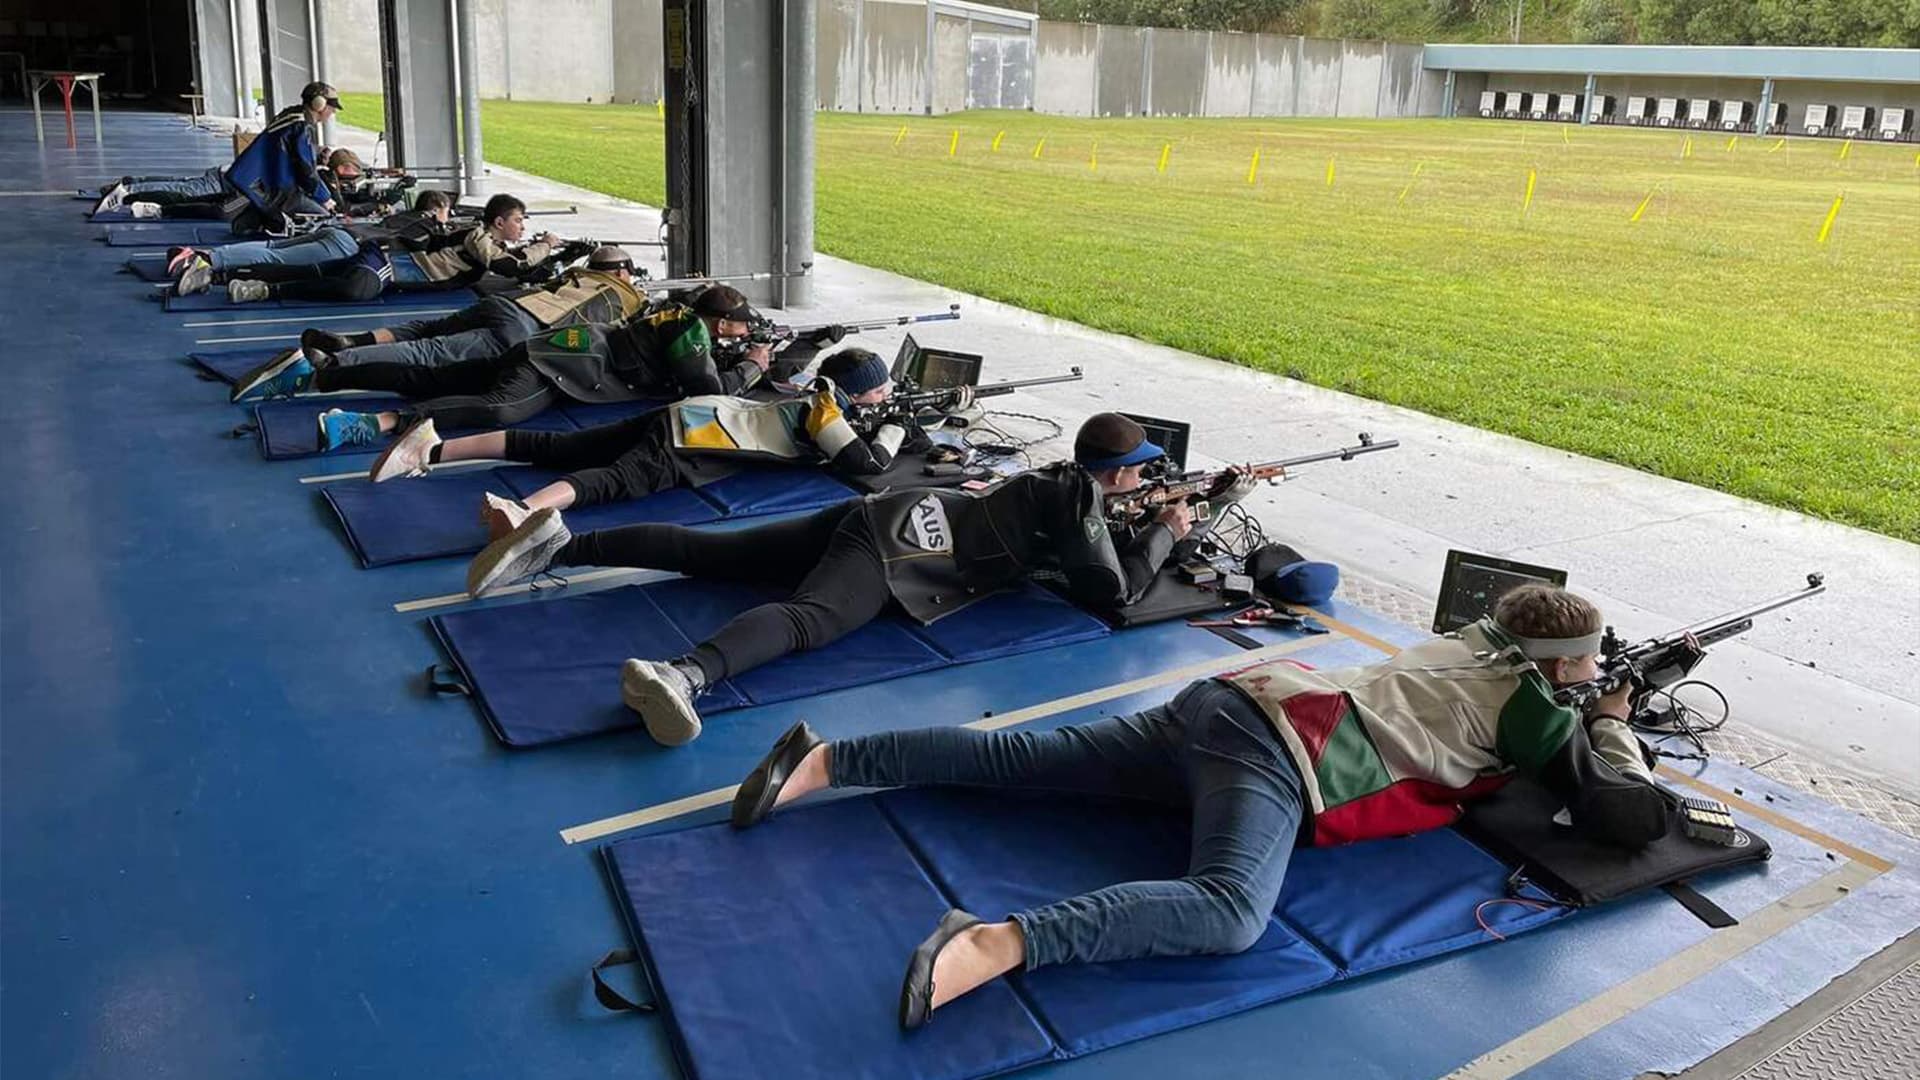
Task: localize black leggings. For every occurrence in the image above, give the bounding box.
[233,263,386,304]
[503,414,686,507]
[312,356,560,428]
[557,500,889,683]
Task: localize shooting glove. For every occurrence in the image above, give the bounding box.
[804,324,848,346]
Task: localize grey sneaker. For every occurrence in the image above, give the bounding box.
[175,254,213,295]
[369,417,440,482]
[226,279,270,303]
[621,658,704,746]
[466,507,571,598]
[130,201,161,219]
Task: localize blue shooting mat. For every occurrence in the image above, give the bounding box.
[189,347,286,383]
[430,577,1112,747]
[248,397,662,460]
[602,787,1574,1080]
[320,465,860,567]
[123,256,174,282]
[103,221,239,246]
[164,286,477,312]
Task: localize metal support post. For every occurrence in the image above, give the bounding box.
[456,0,485,196]
[1756,77,1775,134]
[781,0,815,306]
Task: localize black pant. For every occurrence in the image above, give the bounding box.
[234,263,386,304]
[503,415,686,507]
[312,356,560,428]
[392,296,541,345]
[557,500,888,683]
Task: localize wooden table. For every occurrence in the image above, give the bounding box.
[29,70,105,149]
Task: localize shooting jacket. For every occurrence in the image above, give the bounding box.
[1219,617,1667,848]
[523,305,757,404]
[863,462,1173,624]
[225,106,327,212]
[669,378,908,476]
[402,226,555,286]
[508,269,648,328]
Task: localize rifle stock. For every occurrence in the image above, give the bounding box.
[1105,434,1401,520]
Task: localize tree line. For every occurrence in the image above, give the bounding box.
[1009,1,1920,48]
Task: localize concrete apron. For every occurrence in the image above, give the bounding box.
[322,120,1920,801]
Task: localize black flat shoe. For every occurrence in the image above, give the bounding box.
[729,721,824,829]
[899,909,983,1031]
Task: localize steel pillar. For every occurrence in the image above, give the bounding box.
[191,0,243,118]
[1581,73,1596,125]
[256,0,318,115]
[377,0,460,173]
[1756,77,1776,134]
[456,0,485,196]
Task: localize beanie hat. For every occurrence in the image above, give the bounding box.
[1074,412,1165,470]
[819,348,891,396]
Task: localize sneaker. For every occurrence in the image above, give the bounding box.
[621,658,704,746]
[301,328,358,353]
[369,418,440,482]
[480,492,531,537]
[174,253,213,296]
[229,350,314,402]
[466,507,572,598]
[130,201,161,219]
[226,279,271,303]
[93,180,128,215]
[316,408,384,452]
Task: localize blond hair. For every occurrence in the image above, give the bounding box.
[1494,584,1601,640]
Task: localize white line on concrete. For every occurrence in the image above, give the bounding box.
[299,459,503,485]
[183,309,458,328]
[393,567,644,614]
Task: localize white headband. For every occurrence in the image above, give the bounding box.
[1510,631,1602,660]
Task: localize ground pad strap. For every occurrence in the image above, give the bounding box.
[590,948,657,1013]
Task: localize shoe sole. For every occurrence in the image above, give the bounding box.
[369,420,437,482]
[466,511,568,597]
[229,348,304,402]
[621,660,703,746]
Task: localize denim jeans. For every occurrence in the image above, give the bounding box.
[331,297,542,370]
[209,226,359,272]
[128,167,227,201]
[830,678,1306,969]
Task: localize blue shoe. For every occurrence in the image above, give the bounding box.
[317,409,384,451]
[230,351,314,402]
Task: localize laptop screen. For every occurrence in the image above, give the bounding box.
[892,334,981,391]
[1117,412,1191,475]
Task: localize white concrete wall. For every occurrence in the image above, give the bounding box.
[931,12,969,115]
[1203,32,1256,118]
[1336,40,1383,117]
[1035,21,1097,118]
[502,0,612,102]
[817,0,863,111]
[1251,35,1297,116]
[1297,37,1342,117]
[861,0,926,113]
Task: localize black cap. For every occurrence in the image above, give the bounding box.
[1074,412,1166,470]
[691,284,753,324]
[301,81,343,110]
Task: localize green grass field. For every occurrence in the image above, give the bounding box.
[343,95,1920,541]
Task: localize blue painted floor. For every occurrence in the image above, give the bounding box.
[3,111,1916,1080]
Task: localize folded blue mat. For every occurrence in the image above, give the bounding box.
[103,221,239,246]
[431,577,1111,747]
[321,465,860,567]
[123,256,174,282]
[190,348,285,383]
[249,396,662,460]
[165,286,476,312]
[604,788,1573,1080]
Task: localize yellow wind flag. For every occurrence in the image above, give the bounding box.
[1560,125,1570,146]
[1838,138,1852,161]
[991,130,1005,152]
[948,130,958,157]
[1325,156,1336,187]
[654,98,664,118]
[1724,135,1738,152]
[1246,148,1261,185]
[1522,168,1537,214]
[1088,140,1098,172]
[1768,137,1786,153]
[1032,136,1046,159]
[1157,143,1171,174]
[893,125,908,148]
[1817,192,1845,244]
[1629,187,1656,223]
[1681,135,1694,159]
[1396,161,1424,204]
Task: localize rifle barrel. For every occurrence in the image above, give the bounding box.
[822,305,963,334]
[1667,574,1826,643]
[1266,437,1401,472]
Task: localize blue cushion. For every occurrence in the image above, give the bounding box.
[165,286,478,312]
[103,221,238,247]
[250,397,659,460]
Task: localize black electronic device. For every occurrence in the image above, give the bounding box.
[892,333,982,392]
[1118,412,1191,476]
[1431,549,1570,634]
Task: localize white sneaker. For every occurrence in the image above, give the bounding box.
[130,201,161,219]
[226,279,270,303]
[368,418,441,482]
[481,492,531,535]
[466,507,571,598]
[621,658,704,746]
[94,181,128,215]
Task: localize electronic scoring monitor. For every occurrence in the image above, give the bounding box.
[1431,549,1570,634]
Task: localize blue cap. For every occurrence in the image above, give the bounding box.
[1074,412,1166,470]
[1247,543,1340,606]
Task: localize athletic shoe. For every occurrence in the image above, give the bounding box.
[174,253,214,296]
[621,658,704,746]
[229,350,314,402]
[130,201,161,219]
[316,408,383,451]
[466,507,572,598]
[480,492,531,535]
[93,181,129,215]
[301,328,358,353]
[369,418,440,482]
[165,246,199,275]
[226,279,270,303]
